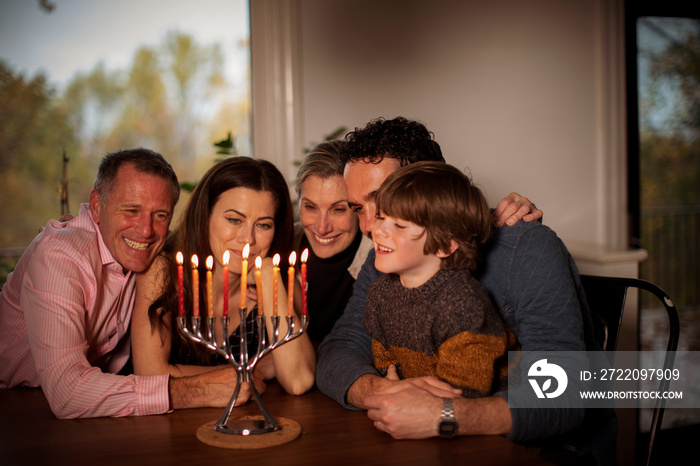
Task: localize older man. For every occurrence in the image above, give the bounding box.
[0,148,243,418]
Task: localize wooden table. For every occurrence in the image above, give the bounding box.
[0,383,551,465]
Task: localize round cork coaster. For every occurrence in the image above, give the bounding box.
[196,416,302,449]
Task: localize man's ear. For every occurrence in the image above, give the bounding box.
[89,189,102,224]
[436,239,459,258]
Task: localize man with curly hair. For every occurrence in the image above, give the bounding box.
[316,117,615,465]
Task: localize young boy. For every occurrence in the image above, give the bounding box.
[362,161,517,397]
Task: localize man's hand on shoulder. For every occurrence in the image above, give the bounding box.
[492,192,543,227]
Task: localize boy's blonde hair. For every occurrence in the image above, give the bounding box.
[375,161,492,271]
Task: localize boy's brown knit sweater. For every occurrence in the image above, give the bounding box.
[363,268,517,397]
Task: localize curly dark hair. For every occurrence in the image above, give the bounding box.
[341,117,445,166]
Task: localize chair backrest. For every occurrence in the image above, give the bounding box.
[580,275,628,356]
[580,275,680,466]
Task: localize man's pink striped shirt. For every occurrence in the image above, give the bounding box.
[0,204,170,418]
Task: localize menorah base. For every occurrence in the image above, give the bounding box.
[214,417,280,435]
[177,309,308,447]
[196,417,302,449]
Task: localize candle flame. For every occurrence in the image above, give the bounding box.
[273,253,280,267]
[191,254,199,267]
[288,251,297,266]
[255,256,262,269]
[242,243,250,259]
[206,255,213,270]
[223,250,230,266]
[301,248,309,263]
[176,251,183,265]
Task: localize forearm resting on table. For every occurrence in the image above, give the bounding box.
[168,368,242,410]
[276,332,316,396]
[133,353,228,378]
[347,373,391,409]
[455,396,512,436]
[169,375,213,409]
[351,374,513,437]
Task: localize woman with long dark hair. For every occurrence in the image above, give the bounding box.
[131,157,315,406]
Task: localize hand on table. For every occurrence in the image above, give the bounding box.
[364,367,461,439]
[170,366,266,409]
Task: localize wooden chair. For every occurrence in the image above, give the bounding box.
[580,275,680,466]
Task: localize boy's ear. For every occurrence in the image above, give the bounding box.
[436,239,459,258]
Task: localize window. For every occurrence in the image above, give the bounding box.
[626,1,699,430]
[0,0,251,252]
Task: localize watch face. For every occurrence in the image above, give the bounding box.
[439,420,457,438]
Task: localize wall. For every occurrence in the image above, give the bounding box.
[292,0,626,250]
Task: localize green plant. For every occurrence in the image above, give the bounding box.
[180,131,240,193]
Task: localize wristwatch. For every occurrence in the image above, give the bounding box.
[438,398,458,438]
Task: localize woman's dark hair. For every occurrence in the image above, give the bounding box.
[149,156,294,364]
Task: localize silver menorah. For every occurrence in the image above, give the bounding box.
[177,306,308,435]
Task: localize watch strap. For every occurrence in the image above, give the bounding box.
[438,398,457,438]
[441,397,455,420]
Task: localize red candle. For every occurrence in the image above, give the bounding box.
[301,248,308,317]
[191,255,199,317]
[206,255,214,317]
[240,244,249,309]
[272,254,280,317]
[222,251,230,317]
[255,256,264,316]
[287,251,296,317]
[176,252,184,317]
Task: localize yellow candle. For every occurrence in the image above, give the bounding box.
[206,255,213,317]
[222,251,230,317]
[191,255,199,317]
[240,244,249,309]
[287,251,296,317]
[272,254,280,317]
[255,256,264,316]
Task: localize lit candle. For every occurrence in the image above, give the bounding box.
[191,255,199,317]
[240,244,249,309]
[222,251,230,317]
[287,251,296,317]
[301,248,309,317]
[206,255,214,317]
[176,252,184,317]
[272,254,280,317]
[255,256,264,316]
